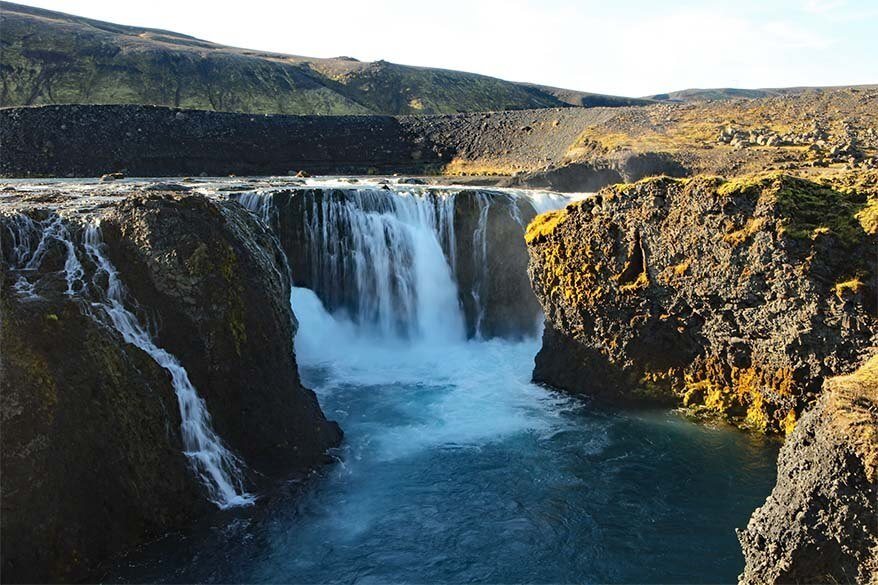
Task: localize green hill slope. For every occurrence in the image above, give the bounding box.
[0,2,649,115]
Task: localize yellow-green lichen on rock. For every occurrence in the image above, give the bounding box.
[855,197,878,235]
[527,171,876,434]
[524,208,568,244]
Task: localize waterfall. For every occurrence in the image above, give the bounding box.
[303,189,464,342]
[236,192,273,224]
[2,214,253,509]
[234,183,582,342]
[4,214,86,297]
[470,193,491,338]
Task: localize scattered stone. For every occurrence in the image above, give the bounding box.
[142,182,192,192]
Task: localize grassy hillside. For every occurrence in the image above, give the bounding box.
[0,1,648,115]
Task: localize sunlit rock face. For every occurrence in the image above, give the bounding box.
[526,173,877,432]
[739,357,878,585]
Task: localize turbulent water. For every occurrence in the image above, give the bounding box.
[102,179,778,584]
[106,288,778,583]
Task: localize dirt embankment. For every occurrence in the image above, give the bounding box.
[0,104,616,178]
[3,88,875,187]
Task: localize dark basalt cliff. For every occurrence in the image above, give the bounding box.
[526,172,877,432]
[0,193,341,583]
[451,190,542,339]
[738,356,878,584]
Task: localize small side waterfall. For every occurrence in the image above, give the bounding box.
[2,214,253,508]
[81,225,254,508]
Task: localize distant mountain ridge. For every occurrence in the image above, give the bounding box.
[647,84,878,102]
[0,1,649,115]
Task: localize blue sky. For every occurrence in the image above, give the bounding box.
[14,0,878,96]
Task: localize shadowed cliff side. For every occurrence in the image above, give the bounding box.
[0,193,341,583]
[738,356,878,584]
[526,172,877,432]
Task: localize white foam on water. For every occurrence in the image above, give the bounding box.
[280,182,587,460]
[292,286,575,463]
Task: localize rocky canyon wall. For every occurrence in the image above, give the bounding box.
[0,192,341,583]
[526,172,876,432]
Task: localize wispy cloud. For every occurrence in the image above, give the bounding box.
[802,0,878,22]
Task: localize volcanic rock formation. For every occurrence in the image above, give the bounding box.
[526,172,877,432]
[0,192,341,583]
[738,356,878,584]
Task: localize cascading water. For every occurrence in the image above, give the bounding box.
[2,213,253,509]
[236,183,576,340]
[81,224,254,508]
[470,193,491,338]
[303,189,463,341]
